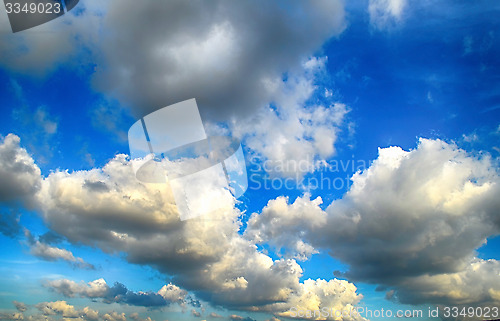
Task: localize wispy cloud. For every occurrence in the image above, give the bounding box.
[25,230,95,270]
[368,0,407,30]
[10,80,59,163]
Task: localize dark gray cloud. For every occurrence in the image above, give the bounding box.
[38,231,64,245]
[91,0,346,121]
[0,1,346,121]
[105,282,172,307]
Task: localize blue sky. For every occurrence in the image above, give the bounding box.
[0,1,499,321]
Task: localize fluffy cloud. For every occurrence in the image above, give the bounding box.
[102,312,126,321]
[45,278,109,299]
[82,307,100,321]
[322,139,500,283]
[368,0,407,29]
[270,279,364,321]
[248,138,500,308]
[0,134,41,239]
[246,194,326,261]
[45,278,189,308]
[0,134,41,203]
[129,312,153,321]
[0,312,23,320]
[33,151,362,317]
[36,300,80,318]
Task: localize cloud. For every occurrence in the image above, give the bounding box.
[245,194,325,261]
[45,278,108,299]
[36,300,81,318]
[25,230,95,270]
[90,0,346,120]
[32,150,363,316]
[229,315,255,321]
[0,0,106,75]
[368,0,407,30]
[1,299,160,321]
[0,1,346,121]
[322,139,500,283]
[45,278,191,308]
[232,57,349,178]
[0,312,23,320]
[395,258,500,307]
[248,138,500,308]
[462,132,479,143]
[12,301,27,313]
[38,231,65,245]
[103,312,127,321]
[130,312,154,321]
[82,307,100,321]
[270,279,364,321]
[0,134,41,203]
